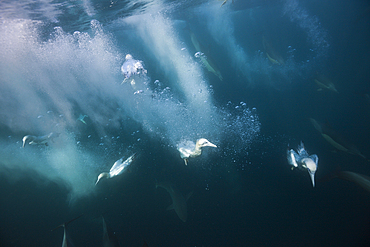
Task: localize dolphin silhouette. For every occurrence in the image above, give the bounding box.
[335,171,370,193]
[156,181,193,222]
[313,75,338,93]
[52,215,83,247]
[102,217,121,247]
[262,36,284,65]
[189,30,223,81]
[309,118,367,160]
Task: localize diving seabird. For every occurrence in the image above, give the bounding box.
[178,138,217,165]
[95,153,136,185]
[22,132,60,148]
[287,142,318,187]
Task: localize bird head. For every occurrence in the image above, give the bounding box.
[197,138,217,148]
[95,172,109,185]
[302,158,317,173]
[22,135,32,148]
[125,54,133,60]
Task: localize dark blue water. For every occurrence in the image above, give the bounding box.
[1,0,370,246]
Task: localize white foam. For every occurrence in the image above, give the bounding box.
[0,3,261,202]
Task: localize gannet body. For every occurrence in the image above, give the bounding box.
[287,142,318,187]
[178,138,217,165]
[95,153,136,185]
[22,132,59,148]
[121,54,147,84]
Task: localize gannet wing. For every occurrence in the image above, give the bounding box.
[109,157,125,175]
[287,149,298,168]
[178,147,192,159]
[110,160,121,171]
[297,142,309,157]
[109,154,135,177]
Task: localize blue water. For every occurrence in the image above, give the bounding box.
[1,0,370,246]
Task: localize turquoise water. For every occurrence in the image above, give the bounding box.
[0,0,370,246]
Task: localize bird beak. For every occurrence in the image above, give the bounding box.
[208,142,217,148]
[308,170,316,187]
[131,153,137,160]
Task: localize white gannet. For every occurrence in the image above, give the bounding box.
[77,114,88,124]
[301,157,318,187]
[22,132,60,148]
[178,138,217,165]
[287,142,318,187]
[121,54,147,85]
[287,148,298,169]
[156,181,193,222]
[95,153,136,185]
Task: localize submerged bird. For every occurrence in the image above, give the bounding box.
[52,215,83,247]
[309,118,367,160]
[177,138,217,165]
[22,132,60,148]
[287,142,318,187]
[102,217,121,247]
[95,153,136,185]
[121,54,147,86]
[77,114,88,124]
[156,181,193,222]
